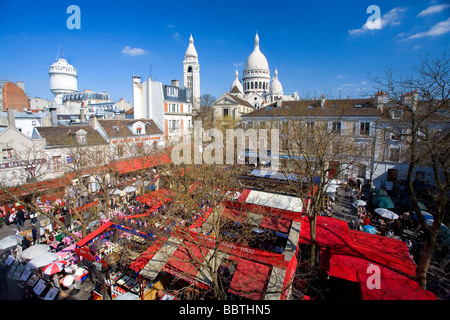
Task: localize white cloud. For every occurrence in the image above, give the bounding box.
[122,46,146,56]
[406,17,450,39]
[335,74,345,78]
[173,32,180,41]
[349,7,407,35]
[167,24,176,28]
[417,3,450,17]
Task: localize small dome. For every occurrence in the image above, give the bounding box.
[185,34,198,58]
[269,69,283,95]
[230,69,244,93]
[244,34,269,71]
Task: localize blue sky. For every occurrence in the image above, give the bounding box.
[1,0,449,103]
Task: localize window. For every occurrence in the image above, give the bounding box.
[52,156,62,172]
[2,148,13,159]
[357,165,367,179]
[66,156,74,163]
[332,122,341,134]
[117,145,124,157]
[360,122,370,136]
[223,108,229,117]
[307,121,315,131]
[136,127,142,134]
[389,148,400,162]
[76,131,87,144]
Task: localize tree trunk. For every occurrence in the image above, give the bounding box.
[309,214,317,268]
[415,230,438,288]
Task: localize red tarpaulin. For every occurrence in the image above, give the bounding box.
[129,238,166,272]
[345,230,417,277]
[298,215,352,247]
[228,258,271,300]
[110,153,172,174]
[260,216,291,233]
[224,200,303,222]
[222,207,247,224]
[76,221,113,248]
[136,189,173,206]
[162,241,211,290]
[357,265,437,300]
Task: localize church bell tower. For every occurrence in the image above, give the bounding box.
[183,34,200,109]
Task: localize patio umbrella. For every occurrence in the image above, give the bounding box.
[42,260,69,276]
[26,252,58,269]
[374,208,399,220]
[373,196,395,209]
[353,200,367,207]
[413,211,434,226]
[0,234,23,250]
[401,199,427,211]
[123,186,136,193]
[363,225,378,234]
[20,244,50,260]
[372,188,388,198]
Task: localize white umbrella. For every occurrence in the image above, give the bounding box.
[123,186,136,193]
[325,184,338,193]
[0,234,23,250]
[374,208,399,220]
[109,189,122,195]
[353,200,367,208]
[20,244,50,260]
[26,252,58,269]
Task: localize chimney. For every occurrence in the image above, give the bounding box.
[89,115,99,130]
[320,94,325,107]
[16,81,25,92]
[374,91,388,111]
[80,108,85,122]
[276,99,282,108]
[171,79,179,87]
[49,107,58,127]
[7,108,16,129]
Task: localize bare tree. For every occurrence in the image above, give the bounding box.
[370,53,450,288]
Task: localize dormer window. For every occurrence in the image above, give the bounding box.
[136,127,142,134]
[112,126,119,132]
[76,130,87,145]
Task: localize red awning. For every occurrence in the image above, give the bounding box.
[110,153,172,174]
[344,230,417,277]
[163,241,211,290]
[299,215,352,247]
[357,266,437,300]
[76,221,113,248]
[136,189,173,206]
[228,258,271,300]
[260,216,292,233]
[129,238,166,272]
[222,207,247,223]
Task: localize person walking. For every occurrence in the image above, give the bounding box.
[16,208,25,230]
[31,224,38,245]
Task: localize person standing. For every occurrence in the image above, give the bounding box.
[31,224,38,245]
[16,208,25,230]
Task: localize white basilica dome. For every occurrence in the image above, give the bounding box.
[244,34,269,71]
[269,68,283,95]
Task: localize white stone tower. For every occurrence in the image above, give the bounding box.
[242,33,270,96]
[183,34,200,109]
[49,58,78,104]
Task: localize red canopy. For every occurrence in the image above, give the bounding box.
[162,241,211,290]
[110,153,171,174]
[76,221,113,248]
[357,265,437,300]
[228,258,271,300]
[260,216,292,233]
[299,215,352,247]
[129,238,166,272]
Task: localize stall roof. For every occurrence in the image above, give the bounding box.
[129,238,166,273]
[357,266,437,300]
[299,215,352,248]
[228,258,271,300]
[239,189,303,213]
[109,153,171,174]
[76,221,113,248]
